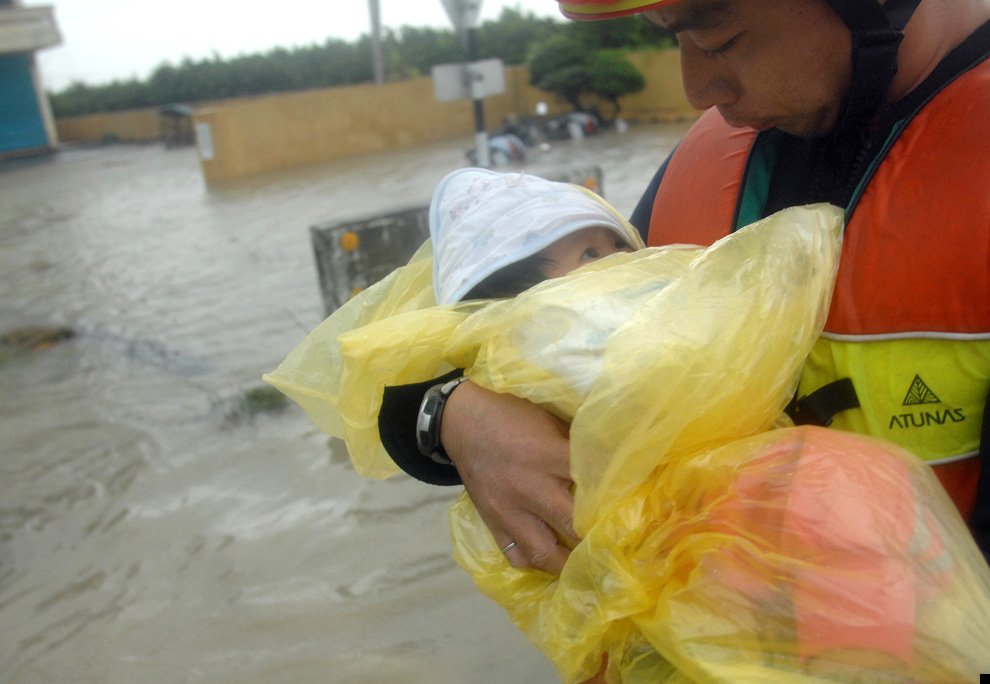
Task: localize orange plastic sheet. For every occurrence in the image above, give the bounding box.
[265,204,990,682]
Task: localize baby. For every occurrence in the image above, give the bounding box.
[427,167,641,303]
[429,168,678,401]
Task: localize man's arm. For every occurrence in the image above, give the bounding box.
[378,373,578,573]
[440,380,577,574]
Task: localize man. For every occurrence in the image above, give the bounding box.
[378,0,990,573]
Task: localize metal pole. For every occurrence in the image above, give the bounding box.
[466,27,490,168]
[369,0,384,85]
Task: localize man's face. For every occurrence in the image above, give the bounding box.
[643,0,852,137]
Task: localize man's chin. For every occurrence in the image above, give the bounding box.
[717,110,837,138]
[779,112,840,139]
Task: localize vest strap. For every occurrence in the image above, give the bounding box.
[826,0,922,135]
[788,378,861,427]
[971,387,990,562]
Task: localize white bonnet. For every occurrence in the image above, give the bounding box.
[429,168,643,304]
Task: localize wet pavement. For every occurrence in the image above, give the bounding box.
[0,122,689,683]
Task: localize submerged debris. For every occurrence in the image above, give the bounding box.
[237,385,288,416]
[1,326,75,352]
[219,384,290,428]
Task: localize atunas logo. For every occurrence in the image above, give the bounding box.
[888,374,965,429]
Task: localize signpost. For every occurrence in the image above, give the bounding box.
[438,0,492,167]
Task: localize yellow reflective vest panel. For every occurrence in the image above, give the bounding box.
[802,336,989,463]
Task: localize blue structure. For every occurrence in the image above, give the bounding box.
[0,1,61,159]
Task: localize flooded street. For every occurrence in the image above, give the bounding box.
[0,122,689,683]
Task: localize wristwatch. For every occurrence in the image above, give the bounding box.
[416,376,469,465]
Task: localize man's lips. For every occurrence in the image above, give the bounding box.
[725,116,774,131]
[719,109,775,131]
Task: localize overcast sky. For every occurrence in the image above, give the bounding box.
[33,0,564,92]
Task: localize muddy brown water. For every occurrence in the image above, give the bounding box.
[0,122,689,683]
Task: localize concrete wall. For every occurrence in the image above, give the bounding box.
[54,48,697,183]
[57,106,164,143]
[192,66,544,184]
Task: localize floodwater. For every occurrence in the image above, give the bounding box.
[0,122,690,684]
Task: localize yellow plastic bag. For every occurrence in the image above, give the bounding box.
[265,203,990,681]
[452,425,990,682]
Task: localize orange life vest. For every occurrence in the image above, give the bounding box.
[647,59,990,520]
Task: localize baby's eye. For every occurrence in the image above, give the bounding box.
[582,247,601,260]
[615,239,630,250]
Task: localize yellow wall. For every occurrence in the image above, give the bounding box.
[622,49,693,121]
[55,48,697,184]
[57,106,162,143]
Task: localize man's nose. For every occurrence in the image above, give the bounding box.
[679,45,740,111]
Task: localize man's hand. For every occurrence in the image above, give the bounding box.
[440,380,577,574]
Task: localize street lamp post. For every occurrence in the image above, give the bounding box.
[368,0,384,85]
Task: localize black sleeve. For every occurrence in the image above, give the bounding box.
[970,387,990,565]
[378,369,464,486]
[629,151,673,242]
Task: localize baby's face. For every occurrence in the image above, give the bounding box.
[539,226,633,279]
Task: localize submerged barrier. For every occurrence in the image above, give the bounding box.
[310,166,605,315]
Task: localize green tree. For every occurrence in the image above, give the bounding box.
[527,37,645,115]
[588,49,645,115]
[46,9,664,117]
[478,8,563,64]
[386,26,464,78]
[527,34,590,110]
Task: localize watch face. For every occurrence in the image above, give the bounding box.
[416,378,465,464]
[416,388,444,456]
[416,400,434,436]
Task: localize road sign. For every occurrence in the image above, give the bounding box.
[440,0,483,35]
[432,59,505,102]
